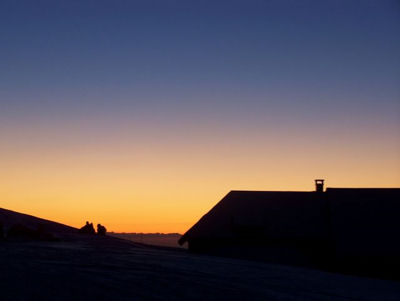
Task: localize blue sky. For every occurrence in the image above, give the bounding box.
[0,0,399,231]
[1,0,399,117]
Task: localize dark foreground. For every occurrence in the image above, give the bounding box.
[1,235,399,301]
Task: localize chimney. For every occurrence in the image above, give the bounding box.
[315,179,324,193]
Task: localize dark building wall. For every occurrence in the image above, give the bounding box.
[181,188,400,277]
[328,189,400,258]
[184,191,332,267]
[188,236,331,267]
[324,188,400,278]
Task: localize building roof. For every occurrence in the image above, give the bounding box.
[179,188,400,246]
[179,190,328,245]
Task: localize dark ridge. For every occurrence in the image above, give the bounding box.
[0,207,78,240]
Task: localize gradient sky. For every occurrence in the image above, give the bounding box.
[1,0,399,233]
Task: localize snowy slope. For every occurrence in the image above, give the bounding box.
[1,235,399,300]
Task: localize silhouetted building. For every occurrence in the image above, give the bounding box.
[178,180,400,277]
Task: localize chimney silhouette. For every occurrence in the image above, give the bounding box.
[315,179,324,193]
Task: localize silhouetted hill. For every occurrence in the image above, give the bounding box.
[0,207,77,239]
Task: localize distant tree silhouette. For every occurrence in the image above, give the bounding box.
[97,224,107,236]
[79,221,96,235]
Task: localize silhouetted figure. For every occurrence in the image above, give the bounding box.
[97,224,106,236]
[79,221,96,235]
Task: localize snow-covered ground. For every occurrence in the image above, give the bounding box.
[1,235,399,301]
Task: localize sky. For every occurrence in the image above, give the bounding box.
[0,0,399,233]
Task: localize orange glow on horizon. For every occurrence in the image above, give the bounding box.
[1,119,399,233]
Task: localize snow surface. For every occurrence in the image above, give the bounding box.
[1,235,399,301]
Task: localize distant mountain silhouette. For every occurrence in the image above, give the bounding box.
[110,232,184,248]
